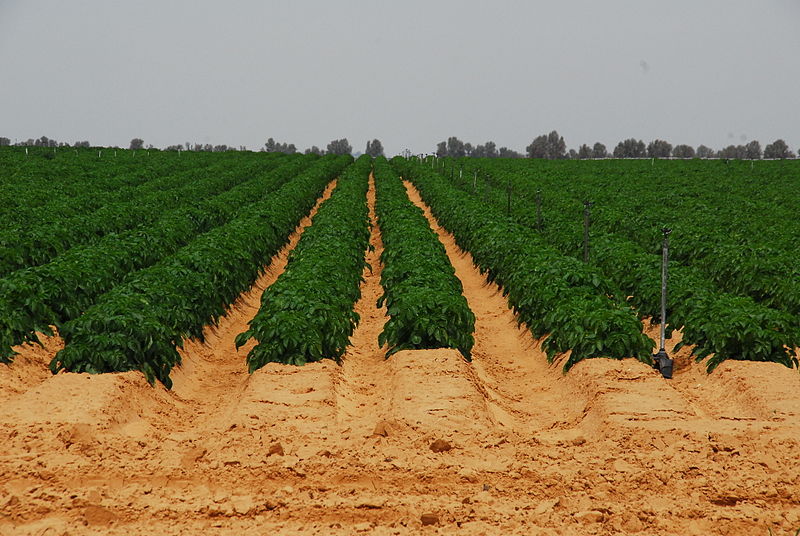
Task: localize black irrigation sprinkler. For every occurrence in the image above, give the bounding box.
[653,227,674,379]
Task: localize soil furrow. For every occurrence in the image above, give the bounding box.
[332,173,392,438]
[402,180,587,437]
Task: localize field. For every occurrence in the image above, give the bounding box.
[1,148,799,535]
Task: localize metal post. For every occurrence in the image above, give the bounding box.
[653,227,674,379]
[507,181,512,216]
[536,189,543,231]
[659,228,671,352]
[473,171,477,193]
[583,201,593,262]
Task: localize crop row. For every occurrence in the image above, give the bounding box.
[0,155,320,363]
[393,157,654,371]
[446,158,799,370]
[373,157,475,359]
[0,154,288,276]
[236,156,372,370]
[0,148,224,228]
[49,155,352,387]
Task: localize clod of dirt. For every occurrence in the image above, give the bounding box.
[429,439,452,453]
[533,498,559,515]
[60,423,95,450]
[316,449,333,458]
[267,442,284,457]
[84,505,117,526]
[574,510,605,524]
[181,447,207,468]
[420,513,439,526]
[372,421,390,437]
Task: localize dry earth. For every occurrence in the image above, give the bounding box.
[1,177,799,535]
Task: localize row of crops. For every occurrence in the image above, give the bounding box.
[1,147,797,387]
[429,157,800,371]
[0,150,478,387]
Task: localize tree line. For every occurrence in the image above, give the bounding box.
[2,133,797,159]
[262,137,385,157]
[434,132,798,160]
[0,136,91,148]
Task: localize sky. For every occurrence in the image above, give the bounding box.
[1,0,798,155]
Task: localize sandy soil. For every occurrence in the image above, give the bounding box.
[1,178,799,535]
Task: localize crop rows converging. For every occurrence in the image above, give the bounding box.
[1,146,797,387]
[432,157,799,371]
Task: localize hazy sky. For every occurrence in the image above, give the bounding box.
[1,1,798,155]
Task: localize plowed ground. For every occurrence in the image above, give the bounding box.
[1,177,799,536]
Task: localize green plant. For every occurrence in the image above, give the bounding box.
[236,156,372,371]
[373,157,475,359]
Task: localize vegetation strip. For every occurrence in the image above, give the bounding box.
[0,155,318,363]
[448,158,799,371]
[236,156,372,370]
[49,155,352,387]
[0,149,225,229]
[392,157,653,371]
[373,157,475,359]
[0,154,286,276]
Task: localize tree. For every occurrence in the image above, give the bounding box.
[74,140,90,148]
[35,136,57,147]
[744,140,762,160]
[577,144,592,159]
[592,142,608,159]
[647,139,673,158]
[695,145,714,158]
[471,141,498,158]
[613,138,646,158]
[264,137,296,154]
[0,137,9,146]
[436,141,447,157]
[528,130,566,159]
[365,139,384,157]
[526,135,547,158]
[546,130,566,159]
[326,138,352,155]
[304,146,323,155]
[672,144,696,159]
[446,136,466,157]
[129,138,144,150]
[498,146,522,158]
[764,139,791,159]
